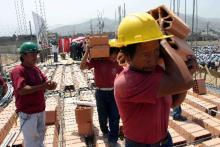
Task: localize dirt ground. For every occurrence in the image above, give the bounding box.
[0,54,19,66]
[192,40,220,46]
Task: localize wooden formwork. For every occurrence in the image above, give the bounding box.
[182,103,220,137]
[169,127,187,146]
[199,138,220,147]
[185,95,217,116]
[169,117,211,143]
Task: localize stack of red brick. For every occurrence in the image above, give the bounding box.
[87,36,110,58]
[75,105,94,136]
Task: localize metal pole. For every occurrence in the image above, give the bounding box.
[185,0,187,23]
[195,0,198,45]
[29,21,32,40]
[191,0,196,46]
[123,2,126,17]
[170,0,173,10]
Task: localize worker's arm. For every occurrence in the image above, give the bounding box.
[18,80,56,95]
[171,91,187,108]
[80,48,90,70]
[158,40,193,97]
[170,55,197,107]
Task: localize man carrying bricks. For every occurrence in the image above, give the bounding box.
[10,42,57,147]
[80,39,123,147]
[114,12,195,147]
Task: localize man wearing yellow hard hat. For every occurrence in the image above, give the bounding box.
[114,12,194,146]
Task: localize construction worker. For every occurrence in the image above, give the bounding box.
[80,39,123,147]
[114,12,194,147]
[10,42,57,147]
[0,75,7,98]
[51,41,59,62]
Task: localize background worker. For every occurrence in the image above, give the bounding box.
[114,12,194,147]
[51,41,59,62]
[172,96,187,121]
[80,40,123,147]
[10,42,57,147]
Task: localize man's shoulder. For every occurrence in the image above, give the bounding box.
[114,69,128,87]
[11,65,23,73]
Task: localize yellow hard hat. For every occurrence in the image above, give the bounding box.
[116,12,172,46]
[109,39,122,48]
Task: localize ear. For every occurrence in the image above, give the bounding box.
[125,56,132,64]
[21,54,25,58]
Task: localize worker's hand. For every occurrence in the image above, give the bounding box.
[45,80,57,90]
[185,55,198,75]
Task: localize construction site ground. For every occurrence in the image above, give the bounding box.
[1,55,220,147]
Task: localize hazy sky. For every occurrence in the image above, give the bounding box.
[0,0,219,36]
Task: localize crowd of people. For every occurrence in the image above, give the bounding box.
[70,41,85,60]
[2,11,200,147]
[194,45,220,70]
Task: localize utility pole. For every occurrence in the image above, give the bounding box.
[195,0,198,45]
[118,6,122,24]
[97,10,104,34]
[29,21,32,40]
[185,0,187,23]
[173,0,176,13]
[207,22,210,36]
[191,0,196,46]
[177,0,180,16]
[90,19,93,35]
[114,9,117,36]
[123,2,126,17]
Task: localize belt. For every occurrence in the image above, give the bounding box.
[126,135,168,147]
[151,136,168,147]
[96,87,114,91]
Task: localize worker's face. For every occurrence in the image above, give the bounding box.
[23,52,38,66]
[130,41,160,72]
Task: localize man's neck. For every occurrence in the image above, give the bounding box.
[22,62,35,68]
